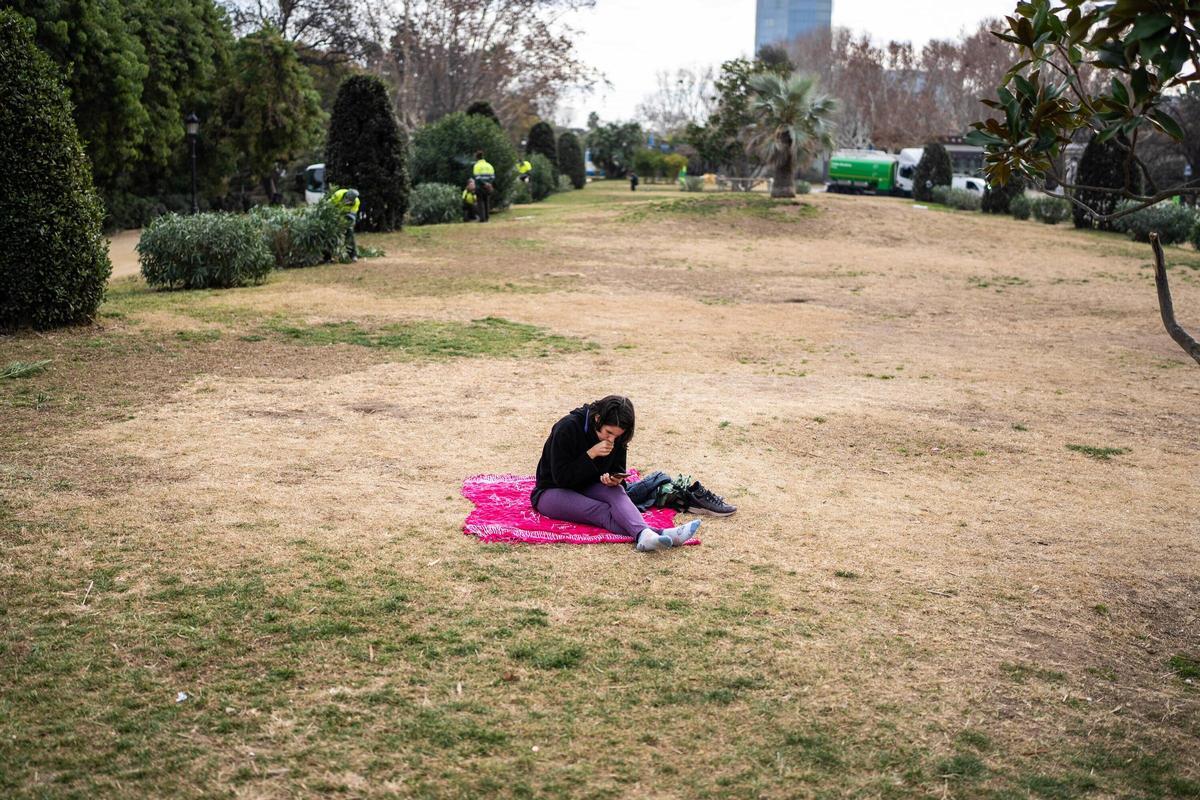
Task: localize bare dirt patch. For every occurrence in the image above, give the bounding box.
[2,185,1198,799]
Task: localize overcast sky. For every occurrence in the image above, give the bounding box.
[556,0,1016,128]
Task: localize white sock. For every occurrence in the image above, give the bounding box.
[636,528,672,552]
[664,519,701,546]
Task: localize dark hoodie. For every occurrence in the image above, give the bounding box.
[531,404,627,509]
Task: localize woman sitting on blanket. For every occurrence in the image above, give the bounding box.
[531,395,701,552]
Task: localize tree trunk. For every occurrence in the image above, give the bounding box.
[1150,233,1200,365]
[771,134,795,198]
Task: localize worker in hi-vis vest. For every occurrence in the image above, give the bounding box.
[517,158,532,184]
[329,187,360,261]
[462,179,478,222]
[471,150,495,222]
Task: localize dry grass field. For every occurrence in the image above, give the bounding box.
[2,183,1198,799]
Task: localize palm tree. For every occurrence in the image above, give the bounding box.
[746,72,837,198]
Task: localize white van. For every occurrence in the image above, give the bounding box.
[304,163,326,205]
[952,175,986,193]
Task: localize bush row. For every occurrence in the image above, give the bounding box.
[1111,200,1196,245]
[138,203,349,289]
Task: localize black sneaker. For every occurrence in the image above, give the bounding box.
[686,481,736,516]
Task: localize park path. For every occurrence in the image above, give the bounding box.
[107,229,140,280]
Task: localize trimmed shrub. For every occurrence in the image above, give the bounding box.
[794,180,812,194]
[526,121,558,170]
[1072,133,1137,230]
[557,175,573,192]
[662,153,688,182]
[1031,196,1071,225]
[407,183,462,226]
[912,142,953,202]
[529,153,558,201]
[633,148,664,180]
[1112,200,1196,244]
[557,131,586,189]
[682,176,706,192]
[930,185,951,205]
[138,212,273,289]
[250,203,345,268]
[0,11,111,329]
[512,181,533,205]
[981,176,1025,214]
[1010,194,1032,220]
[466,100,501,127]
[944,188,982,211]
[325,75,410,231]
[411,112,519,209]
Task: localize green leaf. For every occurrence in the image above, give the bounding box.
[1110,77,1130,108]
[1014,74,1037,99]
[1148,108,1184,140]
[1127,13,1172,42]
[1130,68,1150,105]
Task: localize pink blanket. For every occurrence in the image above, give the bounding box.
[461,473,695,545]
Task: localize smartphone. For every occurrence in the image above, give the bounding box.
[610,471,630,480]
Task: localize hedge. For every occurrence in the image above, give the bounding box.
[408,183,463,226]
[1112,200,1196,244]
[250,203,346,268]
[138,212,274,289]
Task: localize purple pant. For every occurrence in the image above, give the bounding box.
[535,483,650,538]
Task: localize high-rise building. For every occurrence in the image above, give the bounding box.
[755,0,832,53]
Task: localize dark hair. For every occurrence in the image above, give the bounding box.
[589,395,635,446]
[475,150,484,159]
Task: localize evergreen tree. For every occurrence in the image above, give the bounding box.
[411,112,519,208]
[0,11,111,329]
[9,0,235,204]
[981,175,1025,214]
[912,142,952,202]
[326,75,411,231]
[557,131,586,189]
[526,121,558,170]
[465,100,501,127]
[220,26,325,201]
[1072,134,1138,230]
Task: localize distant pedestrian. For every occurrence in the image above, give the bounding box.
[472,150,495,222]
[328,187,360,261]
[629,170,639,191]
[517,158,532,184]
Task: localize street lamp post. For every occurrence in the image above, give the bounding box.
[185,112,200,214]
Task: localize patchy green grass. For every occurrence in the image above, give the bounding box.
[1066,443,1129,461]
[1169,654,1200,680]
[968,274,1031,291]
[620,194,818,224]
[264,316,594,359]
[1000,661,1067,684]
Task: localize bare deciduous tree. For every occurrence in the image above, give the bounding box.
[221,0,379,64]
[635,67,716,134]
[368,0,596,133]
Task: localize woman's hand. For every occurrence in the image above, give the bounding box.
[587,439,614,459]
[600,472,622,487]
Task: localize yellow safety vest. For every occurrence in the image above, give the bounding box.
[463,188,476,204]
[472,159,495,181]
[517,160,532,175]
[330,188,360,214]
